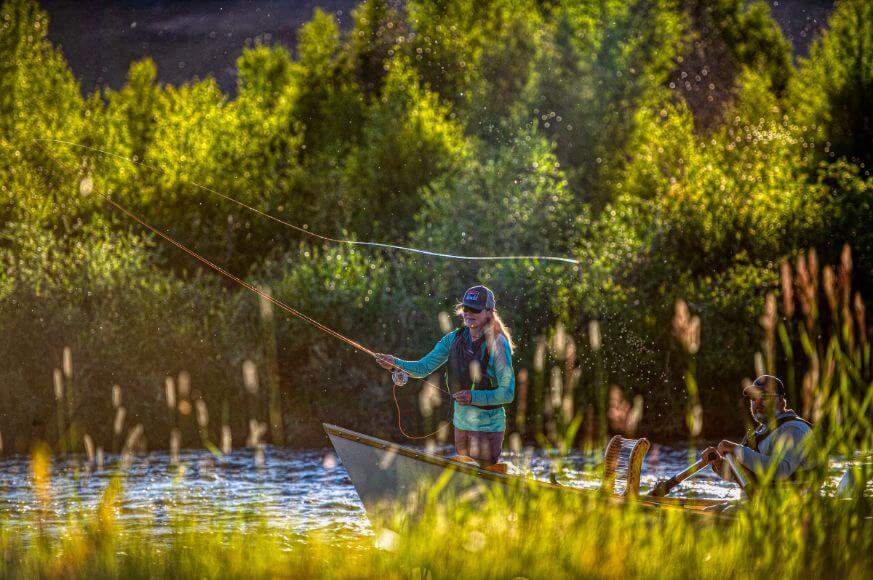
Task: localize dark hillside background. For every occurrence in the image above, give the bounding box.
[42,0,357,94]
[43,0,831,95]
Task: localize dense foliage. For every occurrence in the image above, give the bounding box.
[0,0,871,452]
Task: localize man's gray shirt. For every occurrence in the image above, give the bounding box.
[733,410,816,480]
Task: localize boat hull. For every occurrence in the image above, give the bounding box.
[324,423,733,523]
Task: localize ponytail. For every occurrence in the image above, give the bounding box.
[489,310,515,354]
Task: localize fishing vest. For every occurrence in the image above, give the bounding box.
[740,412,814,483]
[446,328,501,411]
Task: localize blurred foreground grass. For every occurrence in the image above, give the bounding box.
[1,458,871,579]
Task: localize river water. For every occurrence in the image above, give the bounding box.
[0,442,860,539]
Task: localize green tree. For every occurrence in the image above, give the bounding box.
[407,0,532,112]
[286,10,367,238]
[293,9,365,159]
[342,57,469,241]
[107,59,162,161]
[212,44,303,265]
[523,0,686,209]
[0,0,82,142]
[0,0,84,227]
[346,0,409,99]
[790,0,873,169]
[671,0,792,129]
[414,125,573,257]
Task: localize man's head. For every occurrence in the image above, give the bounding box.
[743,375,787,424]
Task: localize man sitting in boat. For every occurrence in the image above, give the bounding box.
[703,375,817,486]
[375,285,515,467]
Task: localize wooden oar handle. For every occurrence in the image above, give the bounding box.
[724,454,748,491]
[648,453,716,497]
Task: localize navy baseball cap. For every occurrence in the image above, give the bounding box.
[743,375,786,398]
[462,285,495,311]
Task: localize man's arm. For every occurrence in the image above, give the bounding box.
[733,423,812,480]
[393,332,454,378]
[469,336,515,406]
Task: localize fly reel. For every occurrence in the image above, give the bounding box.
[391,369,409,386]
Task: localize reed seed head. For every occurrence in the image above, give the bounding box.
[796,252,814,318]
[221,425,232,455]
[688,403,703,437]
[123,424,144,456]
[564,336,576,363]
[673,300,699,353]
[588,320,602,352]
[195,399,209,428]
[62,347,73,379]
[823,266,837,313]
[607,385,630,432]
[438,310,452,334]
[808,249,819,288]
[53,369,63,401]
[79,175,93,196]
[111,384,122,409]
[839,245,852,311]
[242,360,259,394]
[259,289,274,321]
[509,432,522,453]
[754,352,765,377]
[83,434,95,463]
[469,360,482,384]
[418,382,441,418]
[780,259,794,319]
[854,292,867,344]
[553,323,567,359]
[840,244,852,279]
[550,366,562,408]
[164,378,176,409]
[170,429,181,464]
[760,292,777,332]
[437,421,450,444]
[562,388,574,424]
[687,315,700,354]
[534,338,546,372]
[177,371,191,399]
[114,407,126,435]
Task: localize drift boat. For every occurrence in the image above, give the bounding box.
[324,423,734,522]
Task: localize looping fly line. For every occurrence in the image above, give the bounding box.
[35,139,580,265]
[36,140,453,440]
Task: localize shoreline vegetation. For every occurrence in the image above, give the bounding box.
[1,0,872,456]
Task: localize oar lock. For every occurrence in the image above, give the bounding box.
[391,369,409,386]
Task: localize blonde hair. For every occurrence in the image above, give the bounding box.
[454,304,516,354]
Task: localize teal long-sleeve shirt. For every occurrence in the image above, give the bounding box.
[394,328,515,433]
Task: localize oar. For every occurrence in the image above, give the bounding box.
[648,450,717,497]
[724,454,749,494]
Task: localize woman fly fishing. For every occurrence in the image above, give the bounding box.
[375,285,515,466]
